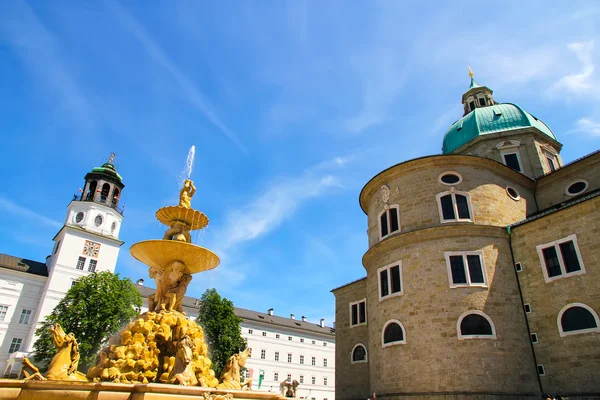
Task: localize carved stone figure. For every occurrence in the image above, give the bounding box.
[163,221,192,243]
[217,348,252,390]
[279,379,299,398]
[179,179,196,209]
[168,335,198,386]
[148,261,192,313]
[23,324,87,381]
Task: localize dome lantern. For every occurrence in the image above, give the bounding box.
[461,67,497,116]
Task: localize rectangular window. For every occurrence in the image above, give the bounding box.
[18,309,32,324]
[537,365,545,376]
[9,338,22,353]
[445,251,487,287]
[502,152,522,172]
[311,356,316,366]
[546,156,557,172]
[71,280,77,288]
[299,375,304,384]
[300,355,304,364]
[274,372,278,382]
[248,329,253,334]
[88,259,97,272]
[300,338,304,343]
[311,340,315,345]
[323,359,328,367]
[311,377,316,385]
[350,299,367,327]
[324,377,328,385]
[274,351,279,361]
[262,332,267,337]
[288,336,292,341]
[287,353,292,363]
[524,304,532,313]
[531,333,538,343]
[276,334,280,339]
[537,235,585,282]
[437,193,472,222]
[260,349,266,359]
[378,262,403,300]
[323,342,327,346]
[76,256,86,270]
[0,305,8,321]
[379,206,400,239]
[515,262,522,272]
[479,97,486,106]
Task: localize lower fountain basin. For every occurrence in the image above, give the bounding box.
[130,240,220,274]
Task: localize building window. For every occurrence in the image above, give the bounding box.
[299,375,304,384]
[378,205,400,239]
[311,340,315,345]
[300,355,304,364]
[323,358,328,367]
[565,179,588,196]
[311,356,316,366]
[382,319,406,347]
[457,311,496,339]
[438,171,462,185]
[530,333,538,343]
[248,329,253,334]
[0,305,8,321]
[274,351,279,361]
[444,251,487,288]
[276,334,280,339]
[323,342,327,346]
[350,299,367,327]
[18,309,32,324]
[546,156,557,172]
[274,372,278,382]
[351,344,368,363]
[287,353,292,363]
[9,338,22,353]
[536,234,585,282]
[260,349,266,359]
[557,303,600,337]
[469,101,475,112]
[288,336,292,341]
[88,259,97,272]
[311,376,316,385]
[515,262,523,272]
[436,191,472,222]
[324,377,328,385]
[478,97,486,106]
[524,304,532,313]
[300,338,304,343]
[76,256,86,270]
[262,332,267,337]
[378,262,403,300]
[502,151,522,172]
[537,365,545,376]
[506,186,520,201]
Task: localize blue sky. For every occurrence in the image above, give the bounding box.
[1,0,599,326]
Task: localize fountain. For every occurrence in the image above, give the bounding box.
[0,172,285,400]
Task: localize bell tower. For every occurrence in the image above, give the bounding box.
[24,155,126,351]
[461,67,497,116]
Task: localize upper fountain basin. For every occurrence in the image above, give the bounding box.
[156,206,209,230]
[130,240,220,274]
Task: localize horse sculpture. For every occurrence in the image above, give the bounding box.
[168,335,197,386]
[216,348,252,390]
[22,324,87,381]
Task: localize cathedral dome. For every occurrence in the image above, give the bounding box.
[442,103,556,154]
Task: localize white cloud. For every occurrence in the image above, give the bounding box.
[0,195,62,229]
[574,118,600,137]
[107,0,248,155]
[550,41,597,95]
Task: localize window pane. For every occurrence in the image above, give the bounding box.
[547,157,556,172]
[440,195,456,220]
[449,256,467,284]
[352,345,366,361]
[455,195,471,219]
[466,255,484,284]
[380,269,389,297]
[383,322,404,343]
[390,266,401,294]
[542,247,562,277]
[460,314,492,335]
[351,304,358,326]
[559,241,581,273]
[503,153,521,171]
[479,98,486,106]
[359,302,366,324]
[561,306,598,332]
[389,208,399,233]
[380,212,389,237]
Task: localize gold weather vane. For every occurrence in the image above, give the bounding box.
[468,66,474,78]
[108,152,116,164]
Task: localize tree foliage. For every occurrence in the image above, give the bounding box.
[196,288,247,377]
[33,271,142,371]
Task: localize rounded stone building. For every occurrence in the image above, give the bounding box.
[333,74,600,399]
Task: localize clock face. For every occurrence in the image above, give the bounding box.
[83,240,101,257]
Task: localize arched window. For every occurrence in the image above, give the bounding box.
[112,188,120,206]
[557,303,600,337]
[436,191,472,223]
[457,311,496,339]
[381,319,406,347]
[87,181,97,201]
[100,183,110,202]
[351,344,368,363]
[378,205,400,240]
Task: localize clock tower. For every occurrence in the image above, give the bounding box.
[24,155,126,351]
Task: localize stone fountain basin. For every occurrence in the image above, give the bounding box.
[130,240,220,274]
[155,206,209,230]
[0,379,287,400]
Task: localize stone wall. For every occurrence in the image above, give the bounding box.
[511,196,600,394]
[362,225,539,395]
[332,278,371,400]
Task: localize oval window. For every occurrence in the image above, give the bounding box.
[566,180,588,196]
[439,172,462,185]
[506,186,520,201]
[94,215,103,227]
[111,221,117,232]
[75,212,85,223]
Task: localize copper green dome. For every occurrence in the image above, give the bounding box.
[91,162,123,181]
[442,103,556,154]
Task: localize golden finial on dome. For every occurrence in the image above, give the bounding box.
[107,152,116,164]
[468,66,474,78]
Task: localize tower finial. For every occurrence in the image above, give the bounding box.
[468,66,474,78]
[108,153,116,164]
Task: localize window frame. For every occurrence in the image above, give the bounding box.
[377,261,404,301]
[565,179,589,197]
[350,343,368,364]
[287,353,292,363]
[260,349,266,359]
[274,351,279,361]
[444,251,488,288]
[9,337,23,353]
[349,298,367,327]
[536,234,586,283]
[377,204,401,241]
[457,310,497,340]
[76,256,86,270]
[381,319,406,347]
[436,191,473,223]
[438,171,463,186]
[18,309,32,325]
[0,305,9,322]
[500,150,523,172]
[557,303,600,337]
